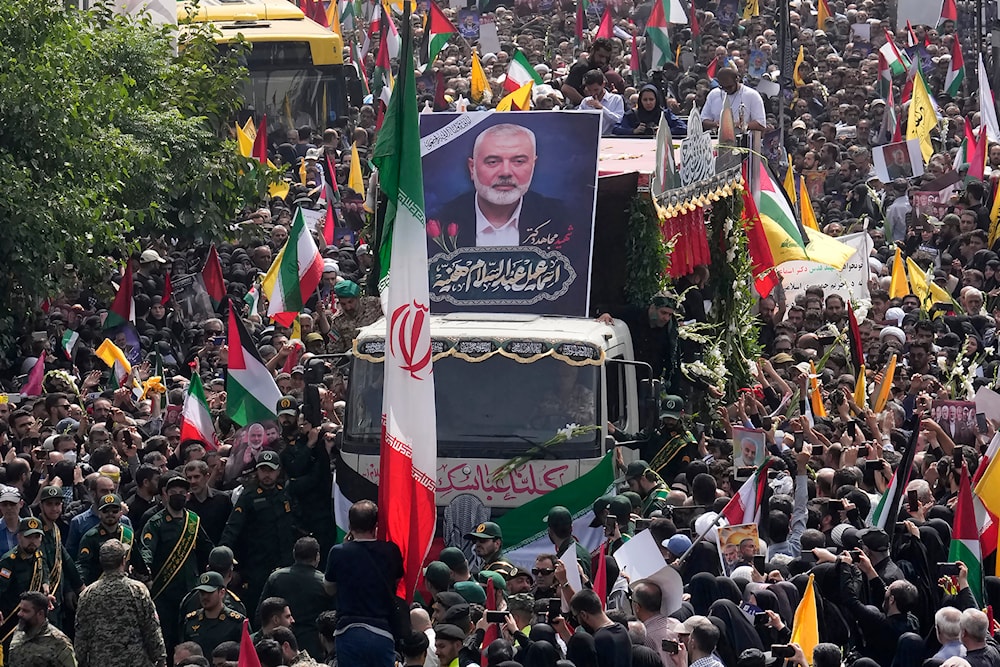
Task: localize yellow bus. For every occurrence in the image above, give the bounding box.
[179,0,362,137]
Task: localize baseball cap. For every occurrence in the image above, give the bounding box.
[438,547,468,572]
[859,527,890,552]
[771,352,794,364]
[209,546,237,570]
[18,517,43,536]
[660,395,684,420]
[424,561,452,591]
[453,581,487,604]
[622,461,651,482]
[664,534,693,556]
[276,395,299,416]
[465,521,502,540]
[476,570,507,592]
[256,450,281,470]
[140,249,167,264]
[305,332,324,344]
[0,487,21,504]
[100,539,128,562]
[193,571,227,592]
[791,119,807,130]
[98,493,123,511]
[608,495,632,522]
[589,496,614,527]
[543,506,573,531]
[39,486,63,502]
[162,475,190,492]
[290,366,305,376]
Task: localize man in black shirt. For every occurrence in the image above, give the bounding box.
[562,38,615,106]
[324,500,403,667]
[570,589,631,667]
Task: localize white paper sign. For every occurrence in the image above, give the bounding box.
[612,528,666,581]
[776,231,872,307]
[975,387,1000,423]
[478,19,502,55]
[897,0,945,30]
[559,551,584,612]
[300,207,325,233]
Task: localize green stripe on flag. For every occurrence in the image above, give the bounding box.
[758,193,805,247]
[949,539,983,606]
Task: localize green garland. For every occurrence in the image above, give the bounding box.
[705,192,762,403]
[624,192,672,307]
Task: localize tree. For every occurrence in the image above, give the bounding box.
[0,0,268,351]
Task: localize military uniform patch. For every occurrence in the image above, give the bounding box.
[0,568,11,579]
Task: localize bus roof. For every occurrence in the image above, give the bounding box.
[178,0,306,22]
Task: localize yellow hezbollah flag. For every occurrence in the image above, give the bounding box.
[236,123,254,158]
[242,117,256,140]
[907,72,936,162]
[989,186,1000,248]
[906,257,929,304]
[471,50,489,104]
[783,166,797,207]
[809,360,826,418]
[854,364,867,408]
[742,0,759,19]
[975,456,1000,537]
[497,81,533,111]
[793,46,806,86]
[348,142,364,193]
[326,0,342,35]
[799,178,819,231]
[889,246,909,299]
[791,574,820,664]
[96,338,132,376]
[872,353,897,412]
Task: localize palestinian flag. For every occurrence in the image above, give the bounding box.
[721,461,772,525]
[755,162,855,269]
[878,30,909,77]
[575,0,588,42]
[945,35,964,97]
[595,5,613,39]
[339,0,356,32]
[870,421,917,533]
[905,20,918,47]
[423,1,455,65]
[661,0,686,23]
[261,208,324,327]
[503,49,543,94]
[951,464,984,605]
[373,23,395,129]
[252,114,269,165]
[243,280,261,318]
[496,451,614,567]
[104,261,135,331]
[61,330,79,361]
[941,0,958,22]
[202,245,226,311]
[847,303,864,371]
[740,169,779,298]
[334,452,379,542]
[179,373,219,450]
[877,51,893,100]
[226,306,283,426]
[646,0,672,69]
[20,351,46,398]
[968,123,988,181]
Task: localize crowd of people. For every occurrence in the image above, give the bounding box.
[5,0,1000,665]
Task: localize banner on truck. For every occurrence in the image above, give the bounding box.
[419,111,600,316]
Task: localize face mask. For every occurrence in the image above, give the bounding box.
[63,452,76,465]
[168,495,187,511]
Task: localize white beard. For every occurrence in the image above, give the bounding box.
[472,171,530,206]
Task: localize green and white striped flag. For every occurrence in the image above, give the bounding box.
[950,465,983,605]
[497,451,615,568]
[61,330,79,361]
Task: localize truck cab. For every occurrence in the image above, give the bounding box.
[341,313,651,515]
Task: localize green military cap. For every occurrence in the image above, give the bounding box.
[39,486,63,502]
[276,395,299,417]
[543,506,573,531]
[622,460,651,481]
[424,561,452,591]
[255,450,281,470]
[589,495,614,527]
[209,546,236,570]
[19,517,43,536]
[454,580,487,604]
[438,547,468,572]
[465,521,502,541]
[476,570,507,592]
[98,493,123,511]
[435,623,467,641]
[334,280,361,298]
[608,495,633,522]
[660,394,684,420]
[305,332,324,344]
[194,571,227,593]
[621,491,642,511]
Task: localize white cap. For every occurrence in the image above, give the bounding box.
[0,486,21,504]
[140,250,166,264]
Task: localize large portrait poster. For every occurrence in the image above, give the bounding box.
[419,111,600,316]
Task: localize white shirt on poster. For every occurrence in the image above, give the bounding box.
[476,196,523,246]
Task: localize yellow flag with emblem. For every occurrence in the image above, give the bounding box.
[496,81,533,111]
[907,72,936,162]
[471,50,489,104]
[793,46,806,86]
[348,142,364,193]
[888,246,909,299]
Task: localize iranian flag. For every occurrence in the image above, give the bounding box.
[226,307,283,426]
[721,461,772,525]
[575,0,588,42]
[496,451,614,567]
[104,261,135,331]
[595,6,613,39]
[944,35,965,97]
[261,208,324,327]
[869,424,917,531]
[646,0,672,69]
[878,30,909,77]
[424,0,456,65]
[371,13,438,602]
[950,464,983,605]
[503,50,543,94]
[61,330,79,361]
[202,244,226,311]
[180,374,219,450]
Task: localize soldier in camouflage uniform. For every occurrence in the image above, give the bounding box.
[8,591,75,667]
[75,539,167,667]
[328,280,383,354]
[180,571,245,656]
[76,493,134,585]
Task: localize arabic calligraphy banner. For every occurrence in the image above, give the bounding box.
[419,111,601,316]
[775,231,872,305]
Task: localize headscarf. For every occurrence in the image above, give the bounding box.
[565,632,598,667]
[689,572,720,615]
[681,541,722,579]
[715,575,742,604]
[523,640,560,667]
[634,84,665,126]
[708,599,765,654]
[632,645,664,667]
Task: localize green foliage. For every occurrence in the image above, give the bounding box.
[0,0,268,335]
[624,192,670,308]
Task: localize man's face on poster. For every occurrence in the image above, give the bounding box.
[469,129,537,207]
[892,149,907,166]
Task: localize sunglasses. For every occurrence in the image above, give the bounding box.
[532,568,555,576]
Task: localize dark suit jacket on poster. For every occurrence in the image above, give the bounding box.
[428,190,573,253]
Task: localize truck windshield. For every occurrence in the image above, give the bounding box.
[344,354,601,459]
[243,67,343,136]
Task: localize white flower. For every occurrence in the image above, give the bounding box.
[558,424,579,439]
